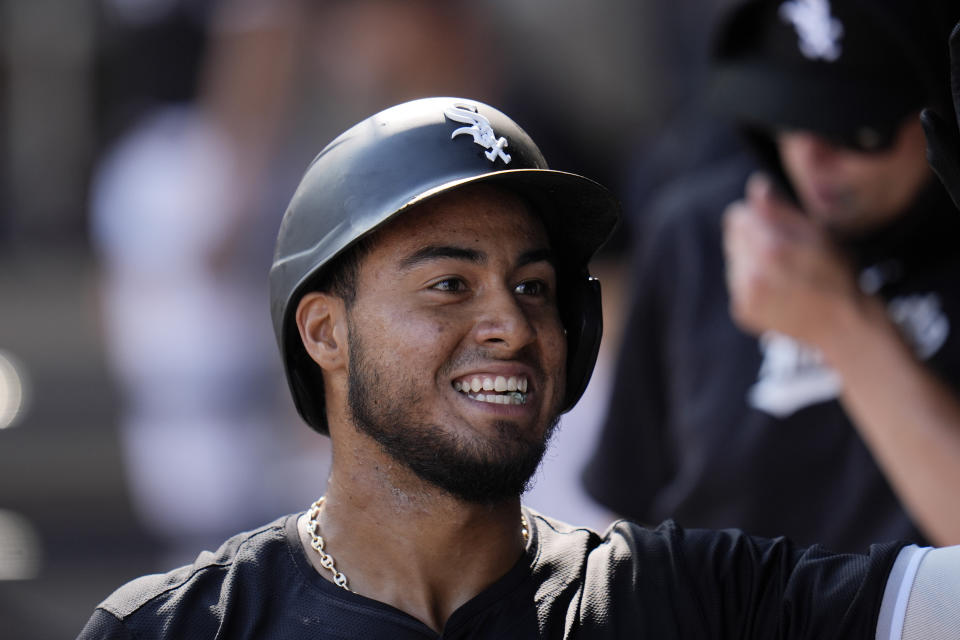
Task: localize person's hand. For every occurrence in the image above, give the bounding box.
[921,21,960,211]
[722,173,865,350]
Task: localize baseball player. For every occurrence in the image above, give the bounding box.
[78,98,960,638]
[584,0,960,550]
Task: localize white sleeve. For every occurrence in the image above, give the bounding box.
[876,545,931,640]
[876,544,960,640]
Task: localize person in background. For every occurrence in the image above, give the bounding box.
[89,0,309,563]
[583,0,960,549]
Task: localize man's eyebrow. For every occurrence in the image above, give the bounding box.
[518,248,556,269]
[398,246,485,271]
[397,246,556,271]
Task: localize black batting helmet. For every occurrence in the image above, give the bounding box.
[269,97,620,434]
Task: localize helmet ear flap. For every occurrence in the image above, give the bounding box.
[561,276,603,413]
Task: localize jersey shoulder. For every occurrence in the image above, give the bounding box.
[96,515,293,622]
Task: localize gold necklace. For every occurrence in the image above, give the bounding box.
[305,496,531,592]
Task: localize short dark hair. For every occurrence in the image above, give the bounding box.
[303,234,375,308]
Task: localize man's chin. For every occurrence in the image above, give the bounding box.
[379,421,552,504]
[819,213,879,240]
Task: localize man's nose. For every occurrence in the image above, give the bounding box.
[472,287,537,353]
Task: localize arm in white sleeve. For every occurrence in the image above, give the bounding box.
[876,544,960,640]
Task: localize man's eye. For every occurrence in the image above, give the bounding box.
[431,278,466,292]
[514,280,548,296]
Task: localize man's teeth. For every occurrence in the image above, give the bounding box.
[453,376,528,404]
[467,391,526,405]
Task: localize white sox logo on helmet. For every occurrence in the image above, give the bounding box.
[779,0,844,62]
[444,103,512,164]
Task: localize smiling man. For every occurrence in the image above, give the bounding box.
[305,186,566,508]
[78,98,960,639]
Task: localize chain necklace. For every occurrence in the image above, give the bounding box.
[306,496,531,592]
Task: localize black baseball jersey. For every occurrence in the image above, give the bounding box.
[77,508,903,639]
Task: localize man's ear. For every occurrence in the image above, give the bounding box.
[296,292,348,371]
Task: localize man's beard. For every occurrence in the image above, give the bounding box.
[345,325,559,505]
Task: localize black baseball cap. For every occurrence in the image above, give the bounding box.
[710,0,959,151]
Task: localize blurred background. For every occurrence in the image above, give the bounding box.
[0,0,735,636]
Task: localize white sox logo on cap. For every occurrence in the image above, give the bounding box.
[779,0,844,62]
[444,103,512,164]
